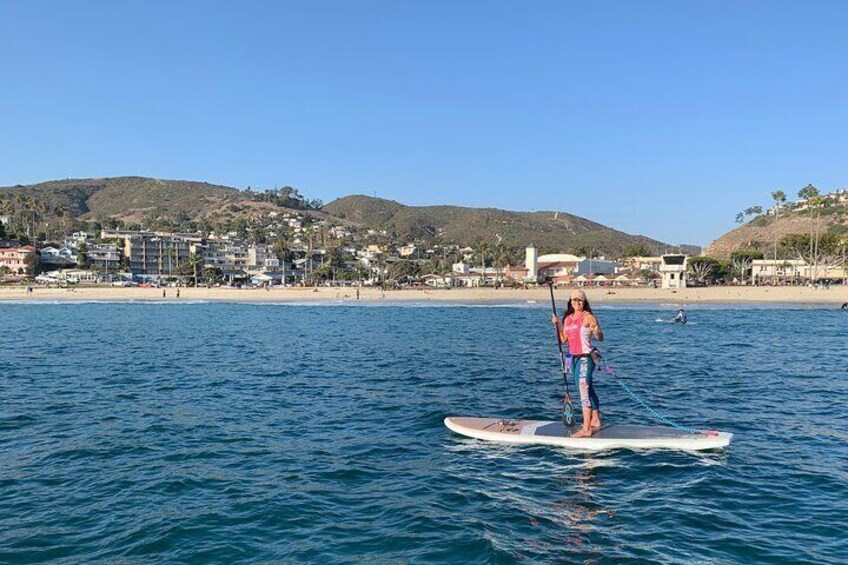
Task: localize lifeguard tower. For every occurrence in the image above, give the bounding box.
[659,254,688,289]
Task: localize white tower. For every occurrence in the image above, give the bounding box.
[660,254,688,289]
[525,244,538,281]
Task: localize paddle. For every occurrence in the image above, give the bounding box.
[540,275,575,427]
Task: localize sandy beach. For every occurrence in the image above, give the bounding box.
[1,284,846,305]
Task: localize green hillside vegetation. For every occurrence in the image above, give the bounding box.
[0,177,328,242]
[1,176,678,257]
[706,185,848,260]
[325,195,670,256]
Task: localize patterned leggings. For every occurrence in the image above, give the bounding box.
[570,355,600,411]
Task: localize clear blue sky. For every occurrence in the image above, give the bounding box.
[1,1,846,246]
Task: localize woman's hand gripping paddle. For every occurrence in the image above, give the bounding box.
[541,276,575,427]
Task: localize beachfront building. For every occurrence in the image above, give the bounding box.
[203,241,249,282]
[54,268,100,284]
[87,243,121,271]
[247,245,280,270]
[125,235,192,276]
[0,241,36,278]
[576,258,621,276]
[102,230,199,277]
[449,261,500,286]
[422,273,457,288]
[623,256,664,273]
[39,245,76,268]
[751,259,846,284]
[506,245,585,285]
[751,259,807,284]
[537,254,583,284]
[659,254,688,289]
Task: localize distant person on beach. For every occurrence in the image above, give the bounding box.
[176,288,180,299]
[674,309,688,324]
[551,289,604,438]
[162,289,166,298]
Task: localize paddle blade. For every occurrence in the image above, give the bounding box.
[562,401,575,427]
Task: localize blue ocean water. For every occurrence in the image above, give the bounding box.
[1,301,846,564]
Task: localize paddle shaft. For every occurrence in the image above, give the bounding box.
[547,285,567,371]
[547,282,574,424]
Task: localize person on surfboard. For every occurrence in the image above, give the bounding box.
[551,289,604,437]
[673,309,687,324]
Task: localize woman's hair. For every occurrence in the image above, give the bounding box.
[564,296,593,317]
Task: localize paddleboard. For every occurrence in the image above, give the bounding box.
[445,417,732,452]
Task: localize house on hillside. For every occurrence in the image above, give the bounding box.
[39,245,76,268]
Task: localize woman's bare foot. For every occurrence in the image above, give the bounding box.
[571,427,593,438]
[590,411,602,429]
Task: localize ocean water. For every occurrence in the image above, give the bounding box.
[1,302,846,564]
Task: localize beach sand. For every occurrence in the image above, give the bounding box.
[2,284,846,305]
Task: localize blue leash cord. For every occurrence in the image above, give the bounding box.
[599,362,699,434]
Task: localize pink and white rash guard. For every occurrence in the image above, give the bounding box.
[564,311,593,355]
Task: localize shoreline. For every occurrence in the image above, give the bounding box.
[1,285,846,305]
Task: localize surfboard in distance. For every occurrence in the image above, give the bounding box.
[445,417,732,452]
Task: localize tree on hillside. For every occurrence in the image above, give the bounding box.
[735,205,764,225]
[622,243,651,258]
[76,242,89,269]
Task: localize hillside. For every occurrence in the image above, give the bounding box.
[325,195,671,256]
[0,177,341,236]
[706,205,848,259]
[0,177,249,222]
[1,177,680,256]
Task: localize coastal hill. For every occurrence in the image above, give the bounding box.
[0,177,280,223]
[1,176,682,255]
[705,198,848,259]
[324,194,673,255]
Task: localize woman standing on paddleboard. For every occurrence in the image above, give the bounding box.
[551,289,604,437]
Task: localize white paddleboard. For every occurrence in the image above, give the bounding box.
[445,417,732,452]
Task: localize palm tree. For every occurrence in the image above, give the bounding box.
[476,242,489,287]
[770,190,787,283]
[798,184,821,281]
[492,243,507,287]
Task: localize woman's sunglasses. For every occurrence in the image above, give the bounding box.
[571,298,584,303]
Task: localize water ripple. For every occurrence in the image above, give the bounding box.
[1,304,846,563]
